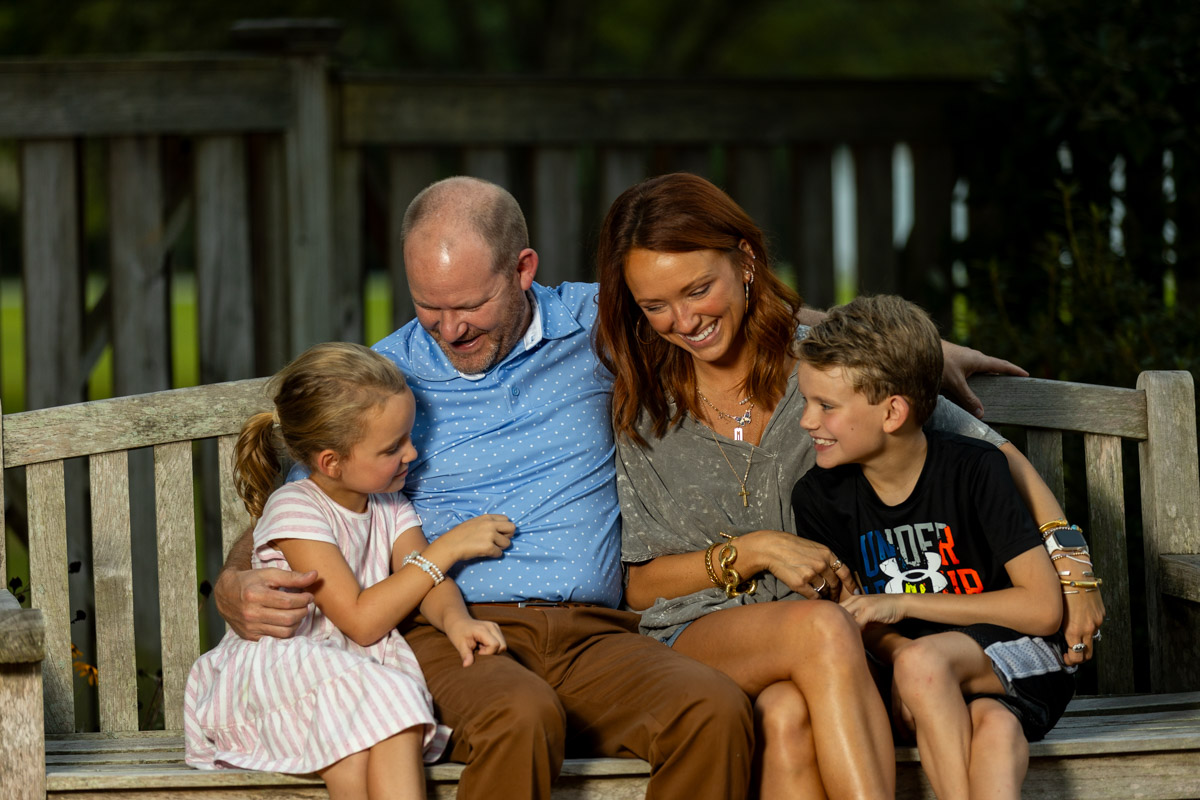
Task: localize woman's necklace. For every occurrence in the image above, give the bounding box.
[697,391,755,441]
[705,425,754,507]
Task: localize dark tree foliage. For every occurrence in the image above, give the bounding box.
[956,0,1200,387]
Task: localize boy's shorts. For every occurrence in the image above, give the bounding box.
[959,623,1076,741]
[880,622,1076,741]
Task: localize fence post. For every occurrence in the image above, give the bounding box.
[233,19,342,357]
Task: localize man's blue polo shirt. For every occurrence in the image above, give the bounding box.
[372,281,623,606]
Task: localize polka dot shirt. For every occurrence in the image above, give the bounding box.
[373,282,622,606]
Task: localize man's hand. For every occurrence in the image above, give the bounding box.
[940,341,1028,418]
[214,567,317,641]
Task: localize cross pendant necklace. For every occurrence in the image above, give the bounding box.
[706,424,754,507]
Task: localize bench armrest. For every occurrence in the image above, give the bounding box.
[0,588,45,665]
[0,587,47,800]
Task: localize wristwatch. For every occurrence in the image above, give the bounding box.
[1043,525,1090,556]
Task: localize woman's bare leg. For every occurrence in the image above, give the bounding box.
[754,681,827,800]
[675,600,893,800]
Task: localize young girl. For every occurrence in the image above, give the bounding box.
[184,342,515,799]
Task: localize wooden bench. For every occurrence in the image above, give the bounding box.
[2,371,1199,799]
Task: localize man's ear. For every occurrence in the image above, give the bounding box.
[882,395,911,434]
[515,247,539,291]
[313,448,342,479]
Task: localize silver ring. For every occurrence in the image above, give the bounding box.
[1093,631,1102,641]
[830,559,843,572]
[812,579,827,595]
[1071,643,1087,653]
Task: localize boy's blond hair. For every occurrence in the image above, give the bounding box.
[798,294,943,426]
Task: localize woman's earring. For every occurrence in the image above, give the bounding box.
[636,316,657,345]
[744,282,750,314]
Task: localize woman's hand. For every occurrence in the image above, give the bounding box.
[443,615,507,667]
[740,530,853,600]
[940,340,1028,418]
[1059,569,1106,665]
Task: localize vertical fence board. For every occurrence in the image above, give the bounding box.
[906,143,955,320]
[665,146,714,181]
[600,148,646,214]
[853,142,896,295]
[249,135,290,373]
[1026,430,1066,511]
[89,450,138,732]
[284,55,336,355]
[20,140,84,410]
[463,147,512,191]
[333,149,364,344]
[388,149,438,328]
[154,441,198,731]
[110,135,169,397]
[794,144,835,310]
[533,148,583,285]
[727,147,776,251]
[1083,434,1134,694]
[196,136,255,385]
[26,460,73,734]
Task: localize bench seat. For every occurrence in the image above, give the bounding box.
[40,693,1200,799]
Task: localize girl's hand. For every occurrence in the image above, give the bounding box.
[442,514,516,562]
[444,616,507,667]
[841,593,908,628]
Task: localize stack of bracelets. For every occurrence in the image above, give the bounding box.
[704,532,758,598]
[1039,518,1102,594]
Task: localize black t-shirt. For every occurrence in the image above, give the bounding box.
[792,430,1042,638]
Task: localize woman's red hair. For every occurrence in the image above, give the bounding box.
[594,173,802,446]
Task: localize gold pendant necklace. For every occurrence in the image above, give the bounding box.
[706,424,754,507]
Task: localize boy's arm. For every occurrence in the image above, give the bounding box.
[841,547,1063,636]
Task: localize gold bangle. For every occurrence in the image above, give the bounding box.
[1039,518,1069,534]
[1060,578,1103,589]
[717,542,757,598]
[704,541,723,588]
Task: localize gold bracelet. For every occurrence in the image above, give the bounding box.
[704,541,723,588]
[1060,578,1103,589]
[1039,518,1069,534]
[717,542,757,598]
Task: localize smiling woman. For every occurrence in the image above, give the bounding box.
[591,172,1041,800]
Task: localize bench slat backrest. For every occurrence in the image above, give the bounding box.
[0,378,270,734]
[972,371,1200,694]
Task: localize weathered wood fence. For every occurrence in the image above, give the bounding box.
[0,26,984,728]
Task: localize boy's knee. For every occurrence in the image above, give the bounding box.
[892,639,955,703]
[971,700,1027,758]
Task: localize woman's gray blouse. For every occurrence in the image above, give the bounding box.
[617,349,1006,643]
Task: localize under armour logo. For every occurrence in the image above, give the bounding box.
[879,552,948,594]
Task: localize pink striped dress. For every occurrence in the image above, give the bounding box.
[184,480,450,773]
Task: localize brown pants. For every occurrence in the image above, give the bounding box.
[404,605,753,800]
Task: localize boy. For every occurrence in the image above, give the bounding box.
[792,295,1076,800]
